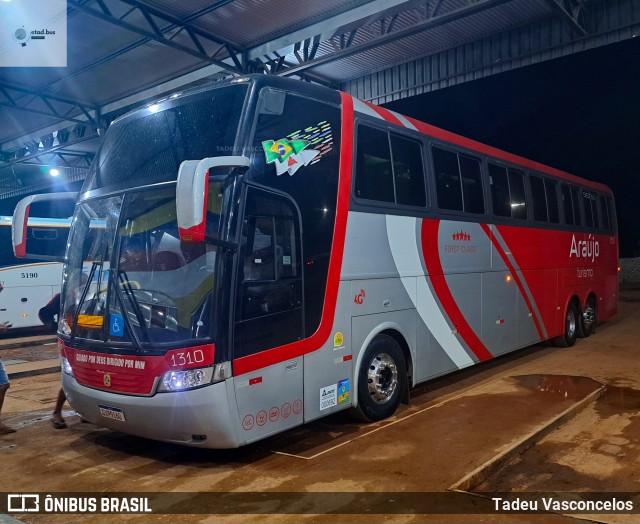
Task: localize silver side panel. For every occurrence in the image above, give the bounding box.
[234,358,304,444]
[304,281,354,422]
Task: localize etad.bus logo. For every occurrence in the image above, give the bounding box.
[1,0,67,67]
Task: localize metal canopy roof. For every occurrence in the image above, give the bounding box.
[0,0,635,197]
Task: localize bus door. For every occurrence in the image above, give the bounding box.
[233,187,305,442]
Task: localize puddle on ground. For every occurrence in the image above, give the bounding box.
[473,380,640,493]
[514,374,602,400]
[601,385,640,410]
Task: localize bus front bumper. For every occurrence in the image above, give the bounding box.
[62,373,243,449]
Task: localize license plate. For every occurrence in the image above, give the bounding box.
[98,405,126,422]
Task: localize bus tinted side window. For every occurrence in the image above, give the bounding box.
[508,169,527,220]
[530,175,548,222]
[433,147,462,211]
[460,155,484,214]
[488,163,527,220]
[489,164,511,217]
[561,185,573,225]
[570,186,582,226]
[582,190,596,229]
[433,147,484,213]
[606,196,615,230]
[545,179,560,223]
[599,195,611,231]
[390,134,426,207]
[355,126,394,202]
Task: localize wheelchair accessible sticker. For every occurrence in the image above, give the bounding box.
[109,313,124,337]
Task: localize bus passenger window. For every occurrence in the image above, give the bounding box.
[561,185,573,225]
[545,179,560,223]
[355,126,394,203]
[432,147,463,211]
[508,169,527,220]
[582,190,595,228]
[605,196,615,231]
[599,195,611,231]
[530,176,548,222]
[459,155,484,214]
[489,164,511,217]
[570,186,582,226]
[390,134,426,207]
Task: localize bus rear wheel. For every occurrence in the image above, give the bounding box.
[577,296,597,338]
[354,334,406,422]
[553,301,579,348]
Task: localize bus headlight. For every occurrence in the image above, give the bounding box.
[158,367,214,392]
[61,355,74,377]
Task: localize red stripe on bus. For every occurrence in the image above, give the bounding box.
[421,219,493,362]
[480,223,546,340]
[232,92,356,376]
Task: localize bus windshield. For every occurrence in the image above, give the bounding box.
[83,84,248,191]
[61,186,221,349]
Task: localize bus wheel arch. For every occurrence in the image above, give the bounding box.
[352,331,409,422]
[553,297,580,347]
[577,293,597,338]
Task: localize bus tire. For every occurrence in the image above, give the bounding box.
[354,334,406,422]
[553,301,579,348]
[577,295,597,338]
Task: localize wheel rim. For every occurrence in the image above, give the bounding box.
[583,300,595,331]
[566,308,577,338]
[367,352,398,404]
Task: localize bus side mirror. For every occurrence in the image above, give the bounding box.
[12,192,78,261]
[176,156,250,243]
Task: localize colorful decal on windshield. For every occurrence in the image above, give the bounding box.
[262,121,333,176]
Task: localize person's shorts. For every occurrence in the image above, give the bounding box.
[0,361,9,386]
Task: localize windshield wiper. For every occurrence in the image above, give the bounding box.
[116,270,151,345]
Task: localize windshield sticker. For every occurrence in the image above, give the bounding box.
[109,313,124,338]
[262,121,333,176]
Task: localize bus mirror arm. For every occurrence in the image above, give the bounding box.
[12,192,78,261]
[204,237,237,253]
[176,156,251,243]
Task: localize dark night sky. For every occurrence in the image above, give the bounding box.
[384,36,640,258]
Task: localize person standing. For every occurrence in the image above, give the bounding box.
[0,283,16,434]
[0,359,15,434]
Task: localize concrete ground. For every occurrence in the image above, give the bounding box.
[1,287,639,524]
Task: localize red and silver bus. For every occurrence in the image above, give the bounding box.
[14,75,617,448]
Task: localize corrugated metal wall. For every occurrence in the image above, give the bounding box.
[340,0,640,104]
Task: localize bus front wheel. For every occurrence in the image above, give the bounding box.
[354,334,406,422]
[553,301,579,348]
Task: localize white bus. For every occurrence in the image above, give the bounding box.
[0,215,69,330]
